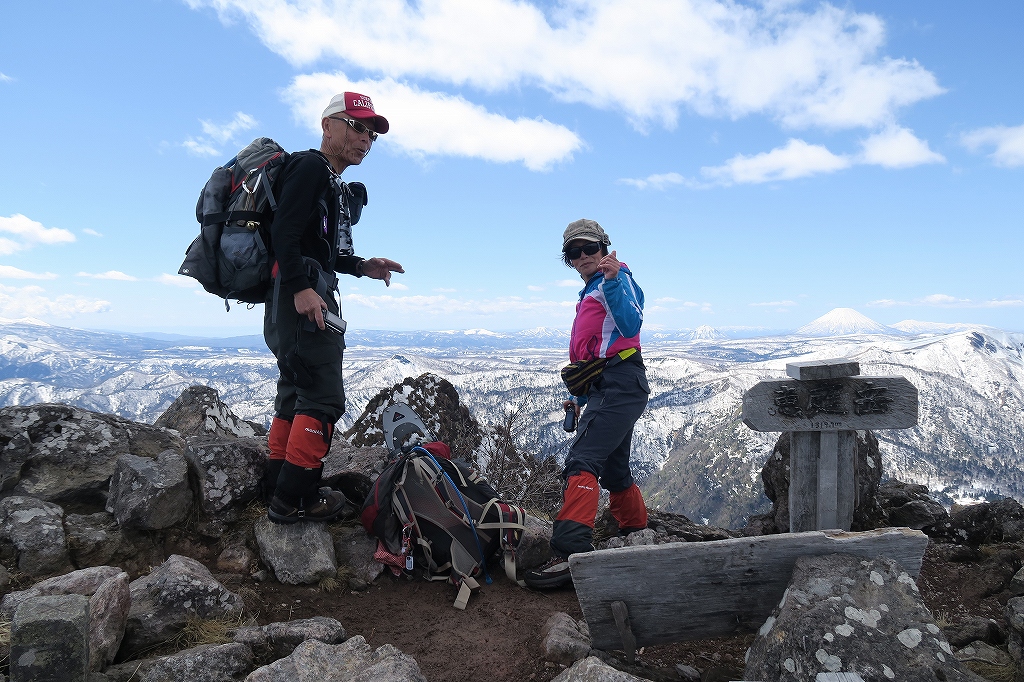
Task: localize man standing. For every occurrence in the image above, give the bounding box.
[264,92,404,524]
[524,219,650,589]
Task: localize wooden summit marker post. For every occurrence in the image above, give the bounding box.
[742,358,918,532]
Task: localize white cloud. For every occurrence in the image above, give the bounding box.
[183,112,257,157]
[750,300,797,307]
[859,126,944,168]
[344,293,575,316]
[702,139,851,185]
[82,228,103,237]
[388,281,409,290]
[618,173,686,190]
[555,279,581,287]
[0,214,76,254]
[284,73,581,171]
[192,0,942,132]
[0,266,58,280]
[962,123,1024,167]
[0,72,13,83]
[433,287,456,292]
[156,273,200,288]
[0,284,110,318]
[867,294,1024,308]
[526,285,544,292]
[77,271,138,281]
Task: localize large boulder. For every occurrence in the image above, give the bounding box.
[930,497,1024,545]
[743,430,885,535]
[0,565,130,669]
[344,373,482,458]
[321,441,389,506]
[106,450,193,529]
[231,617,347,662]
[0,404,182,505]
[140,642,254,682]
[155,385,266,439]
[244,636,426,682]
[517,514,553,571]
[64,511,166,576]
[1006,596,1024,662]
[877,480,950,530]
[184,436,266,536]
[10,594,91,681]
[0,495,72,576]
[744,553,976,681]
[122,554,244,655]
[253,517,337,585]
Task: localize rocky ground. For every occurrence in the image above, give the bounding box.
[1,379,1024,681]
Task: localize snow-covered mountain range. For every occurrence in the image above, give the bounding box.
[1,309,1021,527]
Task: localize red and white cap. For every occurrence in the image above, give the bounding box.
[321,92,389,134]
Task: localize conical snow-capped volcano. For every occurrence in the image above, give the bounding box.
[688,325,726,341]
[796,308,895,337]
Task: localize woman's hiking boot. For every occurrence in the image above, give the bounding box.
[523,554,572,589]
[268,461,347,524]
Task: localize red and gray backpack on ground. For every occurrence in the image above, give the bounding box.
[361,439,527,609]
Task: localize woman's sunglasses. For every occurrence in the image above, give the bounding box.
[329,116,378,141]
[565,242,603,261]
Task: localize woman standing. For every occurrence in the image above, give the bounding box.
[524,219,651,589]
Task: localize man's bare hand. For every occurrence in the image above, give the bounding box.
[294,288,327,330]
[562,400,581,419]
[599,250,620,280]
[362,257,405,286]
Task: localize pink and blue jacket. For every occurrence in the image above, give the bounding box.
[569,264,644,364]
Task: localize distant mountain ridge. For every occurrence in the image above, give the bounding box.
[796,308,900,337]
[2,312,1021,526]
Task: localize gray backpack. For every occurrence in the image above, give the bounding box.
[179,138,288,309]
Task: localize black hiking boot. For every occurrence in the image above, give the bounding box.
[523,554,572,590]
[268,462,347,524]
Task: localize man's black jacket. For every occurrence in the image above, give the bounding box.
[270,149,363,296]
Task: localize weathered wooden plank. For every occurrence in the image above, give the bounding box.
[570,527,929,650]
[610,601,637,664]
[837,430,857,531]
[817,430,839,530]
[786,358,860,381]
[790,431,818,533]
[742,376,918,432]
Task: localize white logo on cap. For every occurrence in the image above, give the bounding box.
[351,96,373,111]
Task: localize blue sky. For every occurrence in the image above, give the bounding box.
[0,0,1021,336]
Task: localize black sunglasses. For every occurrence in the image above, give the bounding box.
[329,116,378,141]
[565,242,603,261]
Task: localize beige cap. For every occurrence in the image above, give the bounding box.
[562,218,610,252]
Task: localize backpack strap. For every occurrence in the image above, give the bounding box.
[453,575,480,610]
[476,499,527,587]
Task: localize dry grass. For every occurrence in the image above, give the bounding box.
[318,576,340,592]
[0,619,10,648]
[932,610,952,628]
[171,612,255,650]
[964,660,1016,682]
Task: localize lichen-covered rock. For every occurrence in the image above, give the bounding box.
[0,495,71,576]
[743,430,885,535]
[541,612,592,665]
[344,373,482,458]
[217,542,256,574]
[244,636,425,682]
[0,565,130,667]
[943,617,1005,648]
[231,617,346,661]
[550,656,649,681]
[0,403,182,504]
[141,642,255,682]
[596,507,733,545]
[64,511,167,575]
[332,526,383,585]
[184,436,266,535]
[1006,596,1024,661]
[517,514,553,571]
[10,594,90,681]
[930,497,1024,546]
[155,385,265,439]
[122,554,244,655]
[253,517,337,585]
[744,553,975,681]
[106,449,193,529]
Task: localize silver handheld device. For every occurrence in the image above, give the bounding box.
[323,309,347,336]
